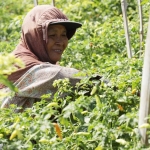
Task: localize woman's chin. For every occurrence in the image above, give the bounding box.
[49,57,61,64]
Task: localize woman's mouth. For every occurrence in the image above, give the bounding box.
[54,49,62,54]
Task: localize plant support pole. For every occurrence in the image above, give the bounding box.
[121,0,132,58]
[137,0,143,51]
[52,0,55,6]
[34,0,38,6]
[138,14,150,145]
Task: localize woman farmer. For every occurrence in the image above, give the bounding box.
[0,5,82,110]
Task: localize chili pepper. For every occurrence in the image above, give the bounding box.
[52,123,62,139]
[46,102,58,108]
[90,86,98,95]
[9,130,18,140]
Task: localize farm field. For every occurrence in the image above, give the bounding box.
[0,0,150,149]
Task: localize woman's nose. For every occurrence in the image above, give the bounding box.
[55,37,63,45]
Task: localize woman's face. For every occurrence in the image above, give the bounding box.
[46,24,68,64]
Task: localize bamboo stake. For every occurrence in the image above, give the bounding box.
[138,14,150,145]
[34,0,38,6]
[121,0,132,58]
[137,0,143,51]
[52,0,55,6]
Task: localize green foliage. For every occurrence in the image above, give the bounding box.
[0,0,150,149]
[0,0,33,52]
[0,54,24,99]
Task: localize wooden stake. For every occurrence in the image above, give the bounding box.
[137,0,143,51]
[138,14,150,145]
[52,0,55,6]
[34,0,38,6]
[121,0,132,58]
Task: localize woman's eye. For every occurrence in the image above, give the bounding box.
[62,34,67,37]
[48,35,55,37]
